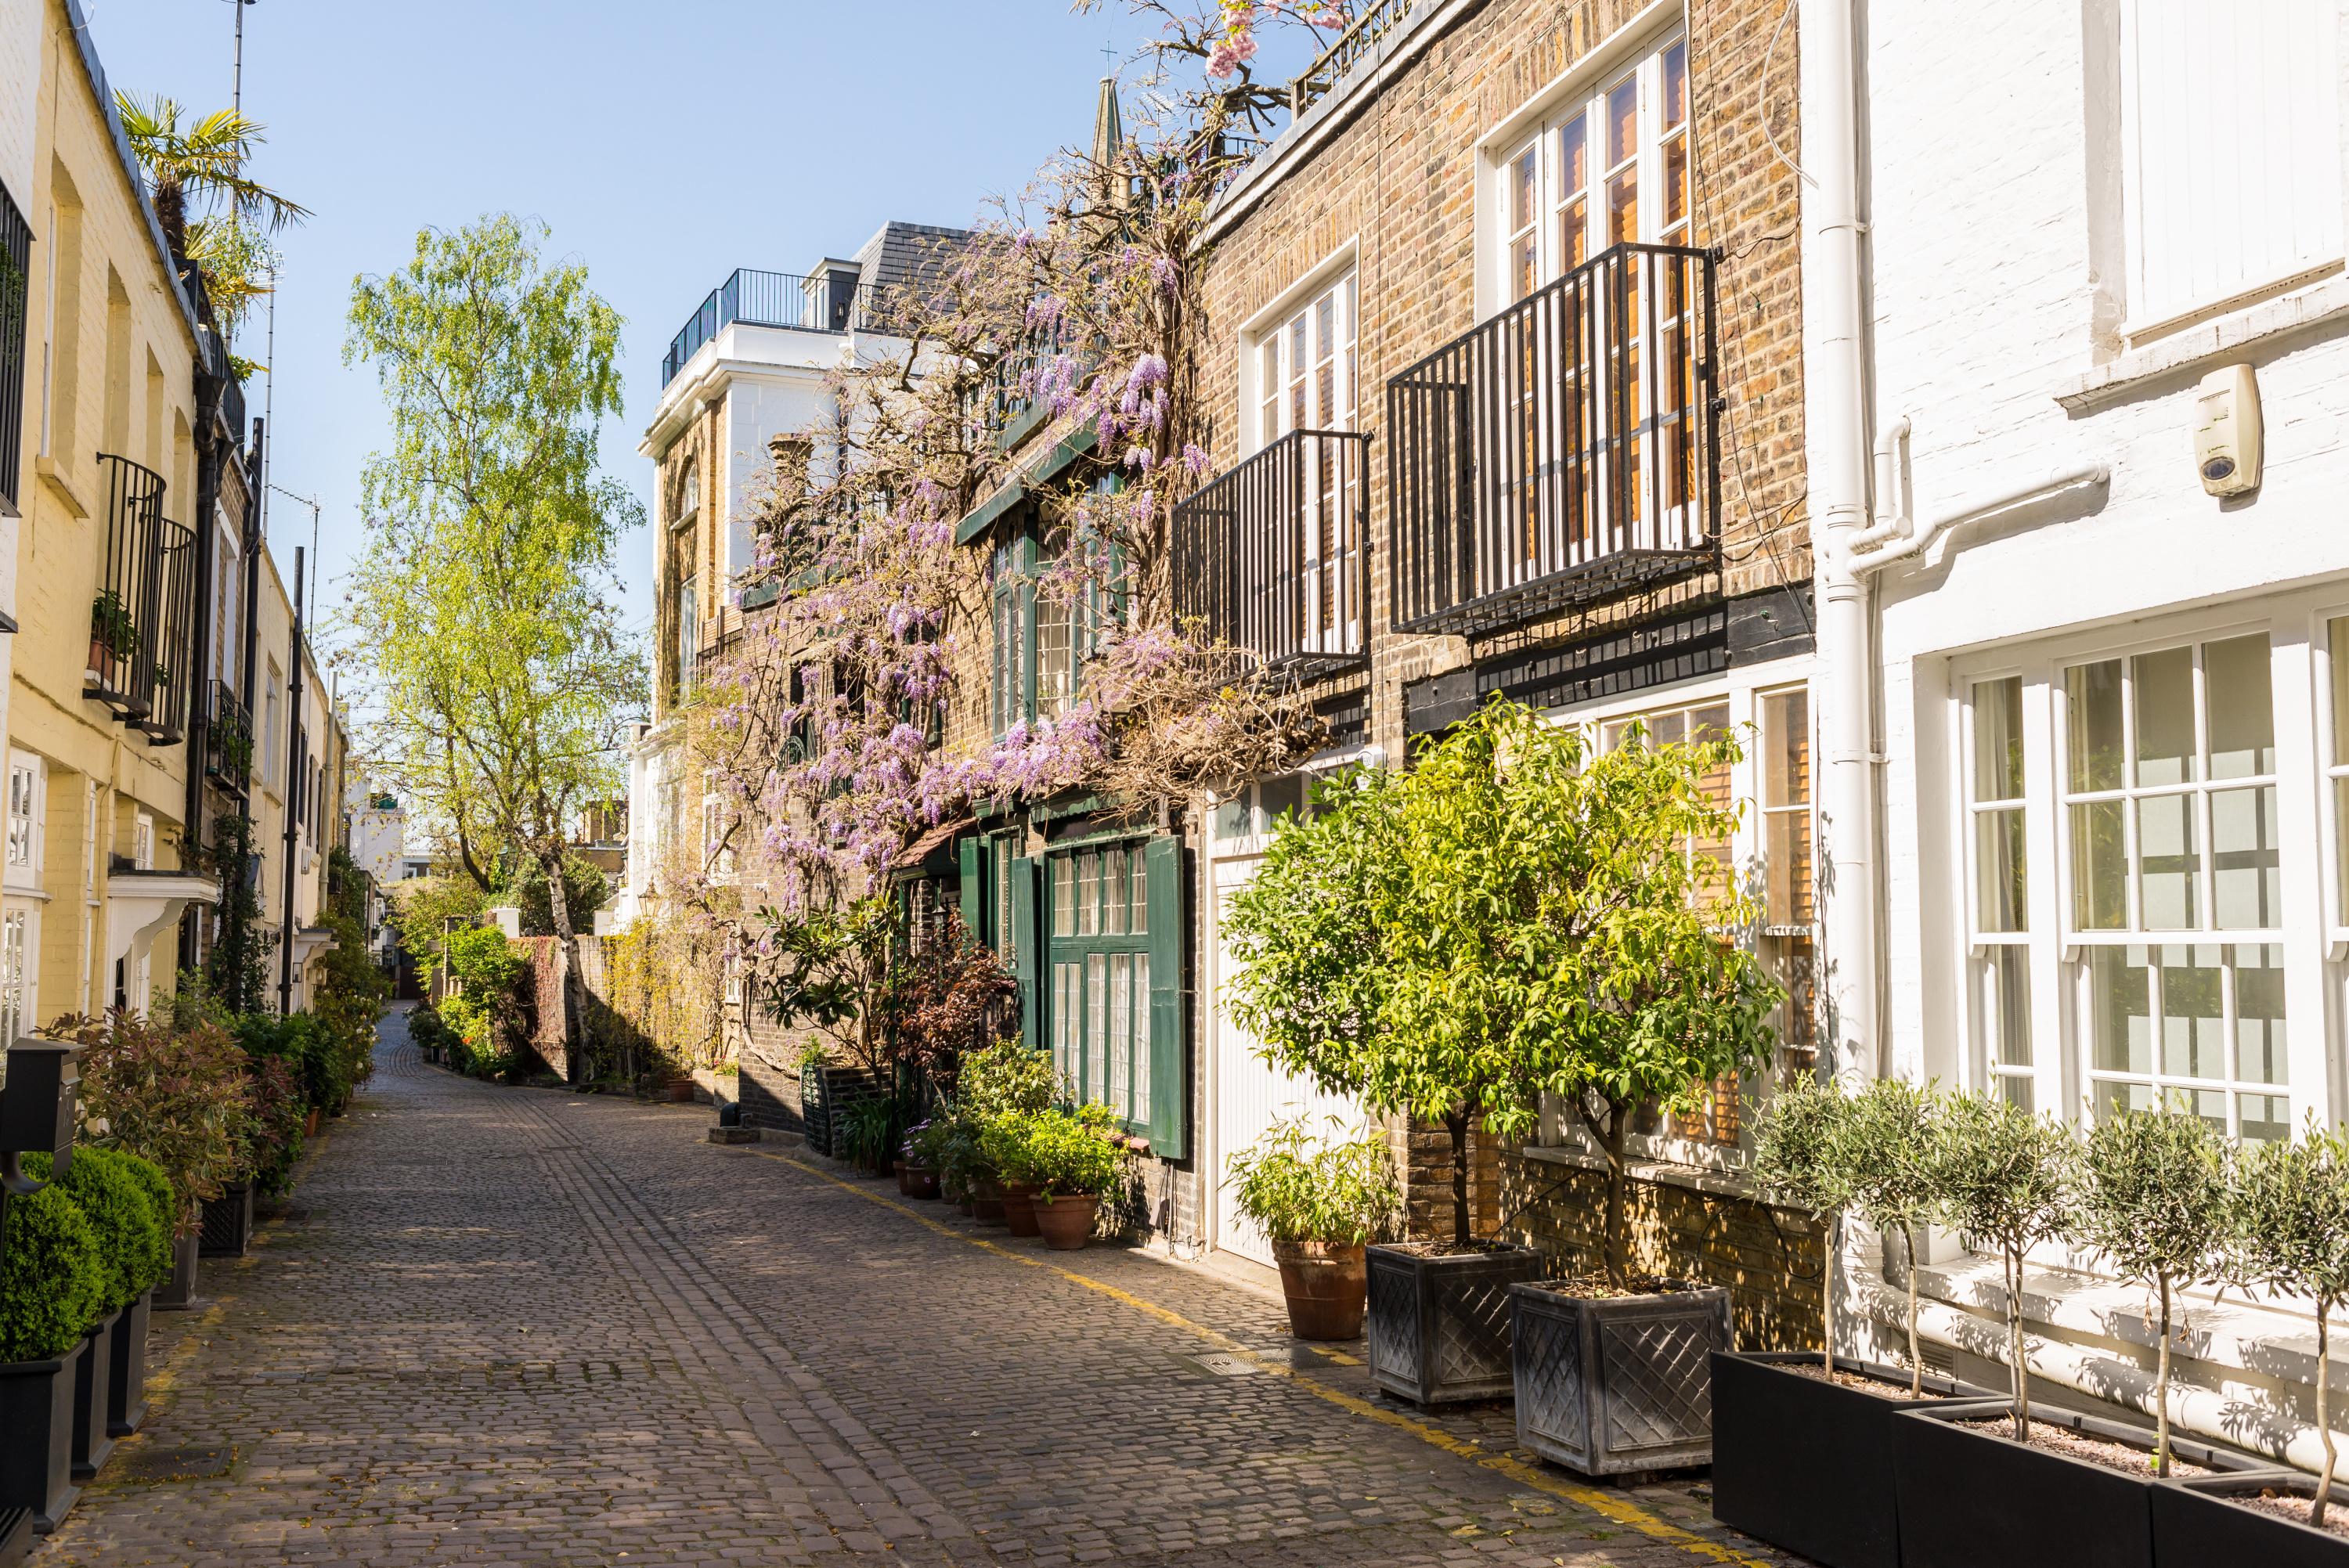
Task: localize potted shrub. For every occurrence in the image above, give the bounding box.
[957,1040,1058,1231]
[1226,1118,1396,1340]
[1718,1079,1984,1568]
[900,1120,950,1200]
[1023,1108,1130,1251]
[85,590,136,683]
[0,1181,105,1530]
[100,1151,175,1439]
[27,1147,165,1485]
[980,1112,1045,1237]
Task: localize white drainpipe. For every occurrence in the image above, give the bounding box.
[1801,0,1880,1087]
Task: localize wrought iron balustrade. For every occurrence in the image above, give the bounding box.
[1287,0,1436,117]
[88,453,198,744]
[1386,242,1720,639]
[0,181,28,514]
[1173,427,1371,676]
[205,679,253,794]
[661,268,875,387]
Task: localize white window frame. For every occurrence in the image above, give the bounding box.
[1950,600,2335,1140]
[5,753,41,886]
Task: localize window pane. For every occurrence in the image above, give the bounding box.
[1054,962,1077,1083]
[1559,116,1588,195]
[1649,710,1687,747]
[1662,41,1688,129]
[1662,136,1687,232]
[2067,659,2124,792]
[2132,646,2196,787]
[1983,946,2033,1068]
[1690,702,1731,747]
[1997,1075,2036,1114]
[1766,809,1814,927]
[1052,856,1075,938]
[2232,943,2287,1085]
[2095,1078,2157,1119]
[1104,847,1128,935]
[1509,143,1537,230]
[1973,677,2025,803]
[2069,799,2127,929]
[1976,809,2027,932]
[2336,777,2349,920]
[2135,795,2199,928]
[2332,618,2349,765]
[2159,945,2225,1080]
[1078,852,1099,936]
[1131,852,1149,936]
[2204,634,2274,779]
[1110,954,1132,1117]
[2239,1093,2290,1144]
[2088,946,2152,1076]
[1606,76,1638,166]
[1086,953,1108,1103]
[1259,773,1304,827]
[2210,785,2280,928]
[1763,690,1809,806]
[1607,171,1637,247]
[1131,953,1151,1123]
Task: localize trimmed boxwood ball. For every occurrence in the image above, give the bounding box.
[27,1148,170,1309]
[0,1182,106,1363]
[112,1149,179,1290]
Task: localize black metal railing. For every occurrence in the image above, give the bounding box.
[0,180,29,514]
[1287,0,1434,117]
[661,268,875,386]
[976,315,1092,451]
[205,679,252,793]
[1174,429,1372,676]
[88,454,197,743]
[1387,242,1720,639]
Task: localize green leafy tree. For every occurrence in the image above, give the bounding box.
[1751,1075,1852,1372]
[2228,1123,2349,1525]
[1932,1094,2077,1441]
[1226,698,1778,1265]
[343,214,644,1070]
[1838,1079,1945,1397]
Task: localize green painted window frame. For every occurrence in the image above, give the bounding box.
[1031,833,1185,1157]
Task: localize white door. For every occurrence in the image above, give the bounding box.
[1210,855,1366,1267]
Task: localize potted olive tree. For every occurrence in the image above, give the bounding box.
[1718,1078,1983,1568]
[1227,1119,1397,1340]
[2152,1122,2349,1561]
[1224,703,1553,1405]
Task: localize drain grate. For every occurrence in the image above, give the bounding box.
[113,1444,236,1483]
[1184,1352,1262,1377]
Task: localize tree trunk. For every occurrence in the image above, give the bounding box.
[2318,1303,2336,1528]
[1441,1105,1470,1251]
[2154,1275,2173,1478]
[539,842,583,1083]
[2008,1248,2032,1442]
[1906,1225,1923,1400]
[1822,1213,1836,1376]
[1602,1101,1632,1288]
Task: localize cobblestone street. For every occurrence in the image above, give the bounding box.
[32,1011,1800,1568]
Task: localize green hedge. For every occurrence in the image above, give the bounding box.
[0,1183,105,1362]
[26,1148,171,1310]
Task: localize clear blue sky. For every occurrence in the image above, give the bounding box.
[78,0,1199,670]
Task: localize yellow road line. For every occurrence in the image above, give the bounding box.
[733,1143,1773,1567]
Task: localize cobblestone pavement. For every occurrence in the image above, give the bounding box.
[33,1007,1807,1568]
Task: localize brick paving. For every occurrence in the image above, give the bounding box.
[32,1007,1806,1567]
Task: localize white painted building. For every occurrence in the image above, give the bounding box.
[1826,0,2349,1467]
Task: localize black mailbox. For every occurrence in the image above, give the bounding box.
[1,1040,80,1185]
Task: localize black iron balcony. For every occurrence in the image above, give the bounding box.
[205,679,253,794]
[1174,428,1371,677]
[88,454,198,744]
[661,268,873,387]
[0,180,28,514]
[1387,242,1720,639]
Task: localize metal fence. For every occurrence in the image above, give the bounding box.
[89,453,197,743]
[1287,0,1435,117]
[0,182,29,514]
[1173,428,1372,676]
[1386,242,1721,639]
[661,268,875,387]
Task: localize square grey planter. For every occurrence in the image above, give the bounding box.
[1509,1281,1730,1476]
[105,1291,150,1439]
[69,1310,117,1483]
[1364,1242,1544,1406]
[153,1227,200,1311]
[198,1181,254,1258]
[0,1338,85,1532]
[2152,1469,2349,1567]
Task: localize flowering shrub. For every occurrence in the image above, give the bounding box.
[60,1009,254,1228]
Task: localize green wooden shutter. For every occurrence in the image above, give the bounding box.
[1142,835,1187,1159]
[957,837,983,937]
[1010,855,1042,1050]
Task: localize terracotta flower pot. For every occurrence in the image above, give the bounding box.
[302,1107,322,1139]
[894,1160,911,1195]
[1272,1239,1369,1340]
[666,1078,697,1104]
[1001,1181,1042,1238]
[903,1165,941,1200]
[1034,1192,1099,1251]
[970,1177,1008,1226]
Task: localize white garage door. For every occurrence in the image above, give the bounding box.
[1210,859,1366,1268]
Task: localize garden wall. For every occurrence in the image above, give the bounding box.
[1494,1148,1824,1353]
[514,936,572,1081]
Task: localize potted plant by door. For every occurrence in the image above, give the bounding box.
[28,1148,168,1485]
[982,1112,1045,1238]
[1226,1119,1397,1340]
[85,591,136,686]
[1023,1107,1131,1252]
[1224,706,1585,1404]
[0,1181,106,1531]
[1718,1078,1986,1568]
[899,1121,948,1201]
[956,1040,1059,1233]
[103,1152,176,1440]
[1887,1097,2256,1568]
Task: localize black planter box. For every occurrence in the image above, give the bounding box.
[1508,1281,1729,1476]
[0,1506,29,1568]
[106,1290,150,1439]
[199,1181,254,1258]
[153,1227,200,1311]
[1712,1350,1990,1568]
[1365,1243,1544,1406]
[0,1339,85,1532]
[2153,1469,2349,1567]
[1892,1398,2261,1568]
[70,1310,117,1483]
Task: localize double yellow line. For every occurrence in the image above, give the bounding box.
[737,1144,1776,1567]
